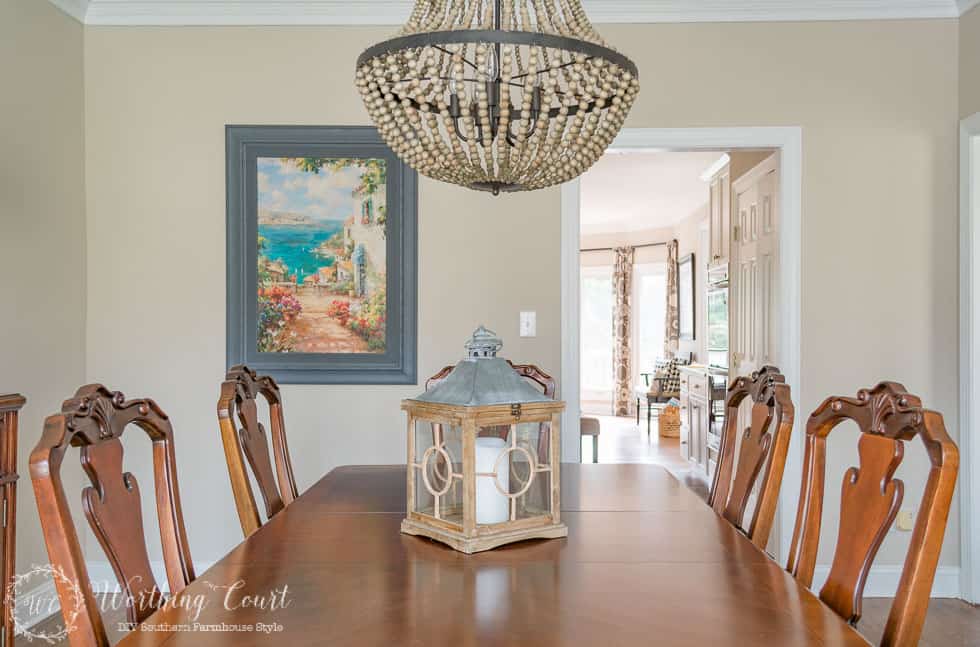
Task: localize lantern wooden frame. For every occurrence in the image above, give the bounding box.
[401,399,567,554]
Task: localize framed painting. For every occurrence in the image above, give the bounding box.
[678,253,695,342]
[226,126,417,384]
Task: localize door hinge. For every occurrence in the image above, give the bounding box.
[733,225,740,240]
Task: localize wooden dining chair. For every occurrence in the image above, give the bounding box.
[217,365,298,538]
[30,385,195,647]
[0,395,25,647]
[708,365,795,550]
[786,382,958,647]
[427,361,557,461]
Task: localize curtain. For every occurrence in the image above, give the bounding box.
[612,246,635,417]
[664,239,680,358]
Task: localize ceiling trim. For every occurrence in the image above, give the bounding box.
[960,0,980,14]
[48,0,90,22]
[55,0,964,26]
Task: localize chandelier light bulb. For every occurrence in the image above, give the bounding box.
[355,0,640,195]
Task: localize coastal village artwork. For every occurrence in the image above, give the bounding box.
[257,157,387,354]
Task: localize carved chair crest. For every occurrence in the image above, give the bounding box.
[30,385,195,646]
[786,382,958,647]
[217,365,298,537]
[709,365,794,550]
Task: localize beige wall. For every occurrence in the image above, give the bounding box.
[83,26,560,563]
[603,20,959,569]
[84,19,960,570]
[0,0,86,573]
[728,150,773,182]
[963,5,980,118]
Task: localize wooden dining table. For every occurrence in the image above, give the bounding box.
[119,464,868,646]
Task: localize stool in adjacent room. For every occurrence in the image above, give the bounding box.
[580,417,600,464]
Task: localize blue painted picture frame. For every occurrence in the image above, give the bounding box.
[226,125,417,384]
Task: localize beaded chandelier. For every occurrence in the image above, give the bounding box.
[356,0,640,195]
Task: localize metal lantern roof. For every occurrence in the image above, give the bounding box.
[411,326,551,407]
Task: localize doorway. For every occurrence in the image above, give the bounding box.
[561,127,803,563]
[577,151,719,491]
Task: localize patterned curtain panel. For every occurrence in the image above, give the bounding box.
[612,246,635,417]
[664,239,680,357]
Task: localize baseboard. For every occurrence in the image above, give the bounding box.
[811,565,961,599]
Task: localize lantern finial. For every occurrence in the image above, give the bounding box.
[465,326,503,359]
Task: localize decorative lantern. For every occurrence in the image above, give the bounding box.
[401,326,567,553]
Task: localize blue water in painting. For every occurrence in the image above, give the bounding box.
[259,222,344,281]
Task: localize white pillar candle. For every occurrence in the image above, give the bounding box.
[475,437,509,524]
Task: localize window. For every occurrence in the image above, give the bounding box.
[633,263,667,389]
[580,266,614,407]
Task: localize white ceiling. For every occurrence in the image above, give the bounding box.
[49,0,975,25]
[580,151,724,236]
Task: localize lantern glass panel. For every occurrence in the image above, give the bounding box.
[413,419,464,527]
[475,421,553,525]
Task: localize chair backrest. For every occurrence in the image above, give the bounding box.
[427,362,557,461]
[217,365,298,538]
[785,382,958,647]
[30,385,195,646]
[708,366,794,550]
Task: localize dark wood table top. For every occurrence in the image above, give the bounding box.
[119,464,868,647]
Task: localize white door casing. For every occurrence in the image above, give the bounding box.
[959,111,980,604]
[561,127,802,565]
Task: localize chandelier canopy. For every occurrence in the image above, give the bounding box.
[356,0,640,195]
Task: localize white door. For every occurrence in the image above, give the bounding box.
[728,154,780,546]
[731,154,780,378]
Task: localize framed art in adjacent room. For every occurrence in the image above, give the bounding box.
[226,125,417,384]
[678,253,695,341]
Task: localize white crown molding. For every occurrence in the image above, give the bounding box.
[48,0,89,22]
[960,0,980,15]
[84,1,409,25]
[55,0,963,26]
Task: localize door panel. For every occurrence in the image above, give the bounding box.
[728,154,780,530]
[731,153,779,377]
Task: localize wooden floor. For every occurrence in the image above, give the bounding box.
[584,413,710,499]
[19,417,980,645]
[859,598,979,646]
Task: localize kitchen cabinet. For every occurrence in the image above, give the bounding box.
[708,164,731,268]
[679,367,723,482]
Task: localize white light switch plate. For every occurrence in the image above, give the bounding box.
[520,311,537,337]
[896,509,915,531]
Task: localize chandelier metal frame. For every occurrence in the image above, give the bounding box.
[356,0,640,195]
